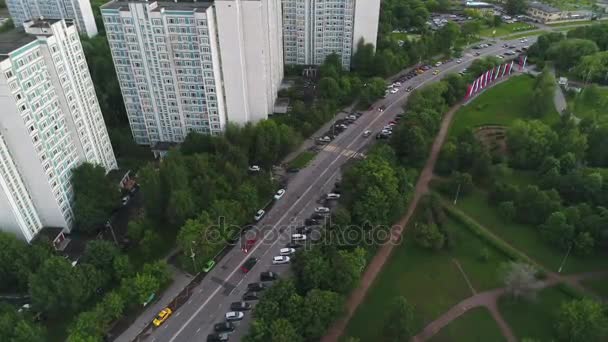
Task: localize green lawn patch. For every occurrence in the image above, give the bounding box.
[501,30,546,40]
[568,86,608,122]
[288,151,315,169]
[480,23,538,38]
[345,218,509,341]
[430,307,506,342]
[451,75,559,137]
[450,188,608,274]
[499,286,572,341]
[548,18,608,27]
[581,276,608,298]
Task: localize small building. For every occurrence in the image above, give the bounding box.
[558,77,568,87]
[527,2,592,23]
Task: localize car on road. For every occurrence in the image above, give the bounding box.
[247,283,267,292]
[291,234,307,241]
[242,239,257,253]
[305,218,320,226]
[406,86,414,92]
[274,189,286,200]
[214,322,235,333]
[456,59,462,63]
[311,213,325,220]
[433,69,440,75]
[260,271,278,281]
[315,206,330,213]
[379,105,386,112]
[243,291,259,301]
[254,209,265,221]
[248,165,260,172]
[474,52,481,56]
[376,132,390,140]
[230,301,252,311]
[272,256,291,264]
[295,226,312,235]
[362,130,372,137]
[317,136,332,143]
[280,247,296,256]
[389,88,398,94]
[202,260,215,273]
[152,308,172,327]
[241,257,258,273]
[287,167,300,173]
[347,114,357,121]
[207,333,229,342]
[504,51,515,56]
[434,61,442,67]
[326,193,341,200]
[225,311,244,321]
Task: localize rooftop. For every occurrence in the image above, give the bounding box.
[528,1,561,13]
[102,0,213,11]
[0,29,37,61]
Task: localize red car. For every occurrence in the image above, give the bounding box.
[242,239,257,253]
[388,120,397,125]
[241,257,258,273]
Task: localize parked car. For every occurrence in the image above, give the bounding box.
[287,167,300,173]
[260,271,278,281]
[291,234,307,241]
[406,86,414,92]
[272,256,291,264]
[247,283,267,292]
[225,311,244,321]
[254,209,265,221]
[326,193,341,200]
[280,247,296,256]
[230,301,252,311]
[248,165,260,172]
[274,189,286,200]
[318,136,332,143]
[305,218,320,226]
[310,213,324,220]
[202,260,215,273]
[121,196,129,206]
[433,69,440,75]
[207,333,229,342]
[243,291,259,301]
[363,130,372,137]
[214,322,235,333]
[152,308,172,327]
[241,257,258,273]
[315,207,330,213]
[389,88,398,94]
[242,239,256,253]
[456,59,462,63]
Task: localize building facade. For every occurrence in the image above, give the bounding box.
[101,0,283,146]
[527,2,592,23]
[282,0,381,69]
[0,19,117,242]
[5,0,98,37]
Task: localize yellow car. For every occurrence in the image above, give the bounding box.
[433,69,440,75]
[153,308,172,327]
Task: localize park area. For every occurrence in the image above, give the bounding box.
[479,22,537,38]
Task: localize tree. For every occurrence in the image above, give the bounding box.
[72,163,118,233]
[505,0,527,15]
[501,262,541,300]
[132,272,158,304]
[268,319,302,342]
[0,303,46,342]
[300,289,343,340]
[507,120,558,169]
[383,296,415,342]
[498,201,516,221]
[352,39,375,76]
[166,189,196,227]
[82,240,120,278]
[530,69,557,117]
[556,299,608,342]
[319,77,342,100]
[547,39,599,71]
[331,248,366,294]
[573,231,595,255]
[413,222,445,250]
[575,51,608,84]
[540,212,575,250]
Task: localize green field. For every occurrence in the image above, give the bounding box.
[581,276,608,298]
[480,23,538,38]
[430,307,506,342]
[543,0,597,11]
[450,188,608,274]
[568,86,608,122]
[451,75,559,137]
[502,30,546,40]
[499,287,572,341]
[548,18,608,27]
[345,218,509,341]
[288,151,315,169]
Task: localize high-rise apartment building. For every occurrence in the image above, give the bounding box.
[101,0,283,145]
[0,19,117,242]
[5,0,98,37]
[282,0,381,68]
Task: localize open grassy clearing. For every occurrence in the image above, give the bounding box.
[502,30,546,40]
[581,276,608,298]
[499,287,572,341]
[288,151,315,169]
[430,307,506,342]
[344,218,509,341]
[450,75,559,137]
[548,18,608,27]
[568,86,608,122]
[449,188,608,274]
[480,23,537,38]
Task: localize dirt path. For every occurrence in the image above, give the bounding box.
[320,104,462,342]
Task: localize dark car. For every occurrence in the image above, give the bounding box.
[260,271,278,282]
[247,283,267,292]
[241,257,258,273]
[214,322,235,333]
[311,213,325,220]
[243,291,259,301]
[287,167,300,173]
[305,218,319,226]
[296,226,312,235]
[207,333,229,342]
[286,242,303,249]
[230,301,252,311]
[376,133,389,140]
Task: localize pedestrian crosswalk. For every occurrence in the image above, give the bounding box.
[322,144,366,160]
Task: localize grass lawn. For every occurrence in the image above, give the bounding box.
[451,188,608,274]
[499,287,572,341]
[288,151,315,169]
[479,23,537,38]
[430,307,506,342]
[548,18,608,27]
[450,75,559,137]
[344,218,509,342]
[502,30,546,40]
[581,276,608,298]
[568,86,608,122]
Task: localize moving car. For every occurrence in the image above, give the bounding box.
[280,247,296,256]
[315,206,330,213]
[230,301,252,311]
[433,69,440,75]
[274,189,286,200]
[225,311,244,321]
[241,257,258,273]
[247,283,267,292]
[363,130,372,137]
[207,333,229,342]
[242,239,257,253]
[379,105,386,112]
[260,271,278,281]
[291,234,307,241]
[254,209,265,221]
[243,291,259,301]
[318,136,332,143]
[406,86,414,92]
[214,322,235,333]
[389,88,398,94]
[457,59,462,63]
[202,260,215,273]
[272,256,291,264]
[248,165,260,172]
[326,193,341,200]
[152,308,172,327]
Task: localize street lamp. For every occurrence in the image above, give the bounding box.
[190,241,197,272]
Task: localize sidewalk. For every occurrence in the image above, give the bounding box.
[113,264,192,342]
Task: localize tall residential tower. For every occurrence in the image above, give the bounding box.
[0,19,117,242]
[282,0,381,68]
[5,0,98,37]
[101,0,283,146]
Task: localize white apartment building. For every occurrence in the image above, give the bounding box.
[282,0,381,68]
[0,19,117,242]
[5,0,98,37]
[101,0,283,146]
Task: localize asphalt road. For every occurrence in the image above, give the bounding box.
[137,36,537,342]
